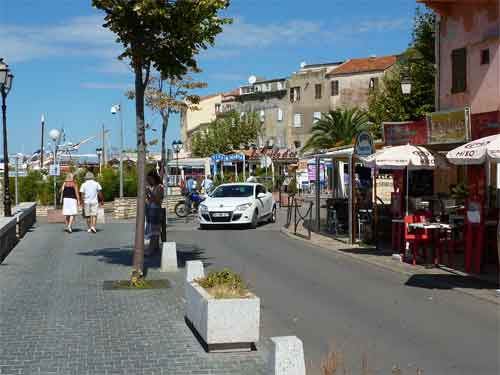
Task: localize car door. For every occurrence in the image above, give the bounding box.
[255,184,266,217]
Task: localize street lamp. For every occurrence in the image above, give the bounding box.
[172,140,183,186]
[111,104,124,198]
[400,62,412,95]
[0,59,13,216]
[49,128,60,209]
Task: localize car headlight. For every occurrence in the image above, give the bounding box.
[235,203,252,212]
[199,204,208,213]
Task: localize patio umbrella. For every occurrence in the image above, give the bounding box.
[361,144,448,215]
[446,134,500,165]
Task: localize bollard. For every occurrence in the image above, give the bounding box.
[185,260,204,282]
[161,242,178,272]
[268,336,306,375]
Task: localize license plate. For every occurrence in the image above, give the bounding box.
[212,212,230,217]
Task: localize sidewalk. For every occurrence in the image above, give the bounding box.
[281,224,499,305]
[0,222,268,375]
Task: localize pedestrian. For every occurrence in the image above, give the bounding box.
[186,176,196,212]
[201,175,214,194]
[60,173,80,233]
[80,172,103,233]
[246,174,257,183]
[145,170,164,255]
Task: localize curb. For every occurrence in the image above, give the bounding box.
[280,227,499,306]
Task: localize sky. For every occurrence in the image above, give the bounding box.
[0,0,421,156]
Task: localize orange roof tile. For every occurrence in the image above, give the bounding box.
[327,55,397,76]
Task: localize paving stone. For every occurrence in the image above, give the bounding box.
[0,223,268,375]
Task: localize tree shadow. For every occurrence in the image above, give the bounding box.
[77,243,213,275]
[405,274,499,290]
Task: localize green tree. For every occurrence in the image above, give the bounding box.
[92,0,231,278]
[368,8,436,136]
[302,108,371,152]
[191,111,262,157]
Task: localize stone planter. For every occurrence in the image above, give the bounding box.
[184,262,260,352]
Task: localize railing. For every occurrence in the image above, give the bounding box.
[285,195,314,240]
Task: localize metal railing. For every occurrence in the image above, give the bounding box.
[285,195,314,240]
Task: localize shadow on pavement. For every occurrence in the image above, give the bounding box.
[77,243,213,274]
[405,274,499,290]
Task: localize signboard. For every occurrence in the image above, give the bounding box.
[211,153,244,162]
[8,170,28,177]
[376,174,394,204]
[427,107,470,144]
[354,131,375,157]
[49,164,61,176]
[471,110,500,139]
[307,164,325,182]
[383,120,428,146]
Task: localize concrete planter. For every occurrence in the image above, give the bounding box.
[185,277,260,352]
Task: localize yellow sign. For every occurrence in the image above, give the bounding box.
[427,108,470,144]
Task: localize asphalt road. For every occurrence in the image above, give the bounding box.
[169,214,499,375]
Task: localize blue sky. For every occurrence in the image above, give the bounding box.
[1,0,420,156]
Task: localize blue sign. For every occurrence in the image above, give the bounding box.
[211,153,245,162]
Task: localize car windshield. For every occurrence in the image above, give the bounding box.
[211,185,254,198]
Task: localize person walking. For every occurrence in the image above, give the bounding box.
[145,170,164,255]
[60,173,80,233]
[80,172,103,233]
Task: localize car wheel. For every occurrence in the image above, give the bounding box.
[268,205,277,223]
[249,210,258,229]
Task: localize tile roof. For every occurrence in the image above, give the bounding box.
[198,93,221,101]
[327,55,397,76]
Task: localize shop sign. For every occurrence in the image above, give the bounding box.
[471,110,500,139]
[307,164,325,182]
[383,120,427,146]
[211,153,244,162]
[354,131,375,157]
[376,174,394,204]
[427,107,471,144]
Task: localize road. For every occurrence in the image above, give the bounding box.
[169,214,499,374]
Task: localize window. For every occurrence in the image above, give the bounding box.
[294,141,302,149]
[290,87,301,102]
[215,103,221,113]
[369,77,379,91]
[452,48,467,93]
[277,108,284,122]
[259,110,265,122]
[331,80,339,96]
[315,84,322,99]
[313,112,321,124]
[255,185,266,197]
[481,49,490,65]
[293,113,303,127]
[277,81,283,90]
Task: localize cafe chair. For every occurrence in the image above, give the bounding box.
[404,215,430,266]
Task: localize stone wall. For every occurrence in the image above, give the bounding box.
[113,196,182,220]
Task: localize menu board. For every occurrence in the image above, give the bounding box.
[427,108,470,144]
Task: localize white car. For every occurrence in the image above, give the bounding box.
[198,183,276,229]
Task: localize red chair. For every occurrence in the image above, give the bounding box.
[404,216,430,265]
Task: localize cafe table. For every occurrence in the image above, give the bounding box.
[407,222,454,265]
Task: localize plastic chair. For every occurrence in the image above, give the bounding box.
[404,215,430,265]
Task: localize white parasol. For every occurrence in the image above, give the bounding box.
[362,144,448,170]
[446,134,500,165]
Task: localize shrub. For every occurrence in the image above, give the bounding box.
[197,269,250,299]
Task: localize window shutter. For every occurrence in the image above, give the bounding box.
[452,48,467,93]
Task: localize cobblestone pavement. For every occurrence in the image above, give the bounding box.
[0,222,268,375]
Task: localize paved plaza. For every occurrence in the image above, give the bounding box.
[0,222,268,375]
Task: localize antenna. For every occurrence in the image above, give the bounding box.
[248,75,257,85]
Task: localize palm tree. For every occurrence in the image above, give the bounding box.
[303,108,370,152]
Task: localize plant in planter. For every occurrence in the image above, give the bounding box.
[185,265,260,352]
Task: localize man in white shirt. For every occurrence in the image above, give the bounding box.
[80,172,103,233]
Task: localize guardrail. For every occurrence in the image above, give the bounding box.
[0,202,36,263]
[285,195,314,240]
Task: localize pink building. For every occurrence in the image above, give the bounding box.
[420,0,500,139]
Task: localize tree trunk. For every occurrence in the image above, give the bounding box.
[160,111,169,178]
[132,63,147,275]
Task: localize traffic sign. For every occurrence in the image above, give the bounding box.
[49,164,61,176]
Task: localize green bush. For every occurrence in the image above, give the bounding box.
[197,269,250,299]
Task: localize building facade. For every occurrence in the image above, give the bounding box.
[420,0,500,139]
[180,94,222,151]
[287,62,343,150]
[326,55,397,110]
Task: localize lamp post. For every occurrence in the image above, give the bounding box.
[172,140,182,186]
[96,147,103,175]
[111,104,124,198]
[0,59,13,216]
[14,153,22,207]
[48,128,60,209]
